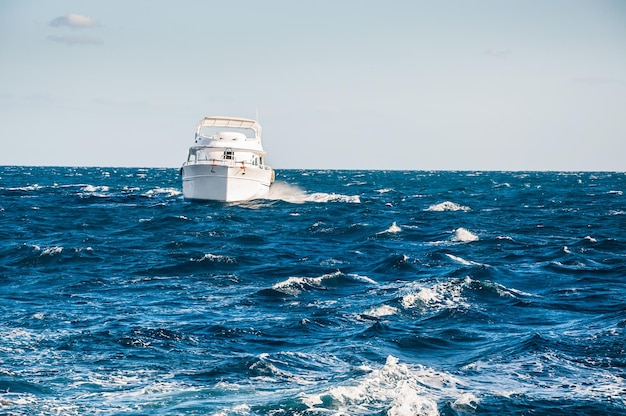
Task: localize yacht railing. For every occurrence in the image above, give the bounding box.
[184,159,271,170]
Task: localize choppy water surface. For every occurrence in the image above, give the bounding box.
[1,167,625,415]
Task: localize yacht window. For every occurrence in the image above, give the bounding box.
[224,148,234,160]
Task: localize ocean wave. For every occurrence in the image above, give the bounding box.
[142,187,182,198]
[75,184,111,198]
[372,253,416,274]
[466,279,537,302]
[3,167,625,415]
[87,380,203,414]
[302,355,476,415]
[396,276,531,316]
[5,184,44,192]
[363,304,400,317]
[400,277,471,312]
[461,334,626,409]
[192,253,236,264]
[377,221,402,235]
[6,244,101,268]
[272,272,339,295]
[426,201,471,212]
[445,253,482,266]
[451,228,479,242]
[81,185,110,193]
[272,271,376,296]
[306,192,361,203]
[39,245,64,256]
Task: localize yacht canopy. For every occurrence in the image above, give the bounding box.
[196,116,261,138]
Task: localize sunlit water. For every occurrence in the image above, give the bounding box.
[1,167,625,415]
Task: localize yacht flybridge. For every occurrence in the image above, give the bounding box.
[181,116,274,202]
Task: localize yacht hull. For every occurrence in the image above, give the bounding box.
[182,164,272,202]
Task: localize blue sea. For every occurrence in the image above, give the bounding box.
[1,166,625,415]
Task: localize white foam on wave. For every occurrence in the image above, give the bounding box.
[1,326,73,357]
[143,187,181,198]
[273,271,376,295]
[426,201,471,212]
[400,277,471,311]
[378,222,402,235]
[273,272,337,295]
[451,228,478,243]
[302,355,477,415]
[81,185,109,193]
[79,377,203,414]
[401,277,533,313]
[29,245,64,256]
[0,393,77,414]
[7,184,43,192]
[192,253,236,263]
[28,244,93,257]
[0,328,41,352]
[350,273,378,285]
[214,404,251,416]
[76,184,110,198]
[267,181,360,204]
[42,246,63,256]
[0,392,38,407]
[364,305,399,317]
[84,370,150,389]
[462,350,626,408]
[307,192,361,203]
[446,253,481,266]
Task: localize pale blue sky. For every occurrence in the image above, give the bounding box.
[1,0,625,170]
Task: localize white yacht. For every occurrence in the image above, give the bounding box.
[181,116,274,202]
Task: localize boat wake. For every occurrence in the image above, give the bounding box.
[267,181,360,204]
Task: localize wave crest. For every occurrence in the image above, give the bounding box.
[377,222,402,235]
[272,271,376,295]
[302,355,475,415]
[401,278,472,312]
[192,253,236,263]
[451,228,479,242]
[426,201,471,212]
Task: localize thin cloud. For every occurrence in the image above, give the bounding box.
[47,35,102,46]
[485,48,511,59]
[49,13,99,29]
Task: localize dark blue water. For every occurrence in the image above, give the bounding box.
[1,167,625,415]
